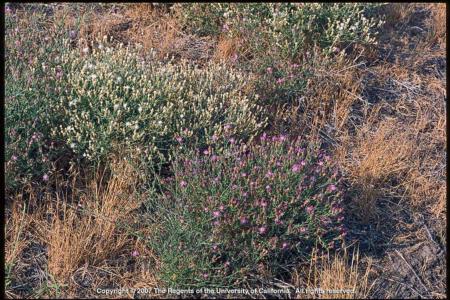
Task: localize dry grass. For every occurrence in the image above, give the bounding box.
[382,3,418,28]
[271,48,364,146]
[424,3,446,48]
[326,3,445,297]
[213,35,240,62]
[292,247,372,299]
[336,119,415,222]
[123,3,179,54]
[405,98,446,212]
[44,159,143,284]
[5,202,33,298]
[5,158,160,298]
[5,204,31,266]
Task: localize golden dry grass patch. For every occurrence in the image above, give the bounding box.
[213,35,241,62]
[5,198,52,299]
[336,118,416,222]
[424,3,446,48]
[292,247,372,299]
[382,3,417,28]
[5,202,32,281]
[38,159,148,291]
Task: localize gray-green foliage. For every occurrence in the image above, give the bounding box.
[5,8,71,192]
[54,40,267,164]
[176,3,385,59]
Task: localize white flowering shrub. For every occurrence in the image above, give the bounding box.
[176,3,385,58]
[175,3,385,107]
[53,41,267,164]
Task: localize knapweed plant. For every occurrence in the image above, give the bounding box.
[5,6,73,193]
[148,134,345,288]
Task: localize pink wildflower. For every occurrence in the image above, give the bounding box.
[132,250,139,257]
[260,132,268,141]
[260,199,268,207]
[332,46,340,54]
[292,164,301,173]
[276,78,285,84]
[258,226,267,235]
[328,184,337,192]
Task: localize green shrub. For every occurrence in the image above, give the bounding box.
[5,7,72,193]
[175,3,384,106]
[54,41,267,166]
[148,135,345,288]
[176,3,385,59]
[6,5,268,193]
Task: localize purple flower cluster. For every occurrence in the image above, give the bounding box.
[165,132,345,279]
